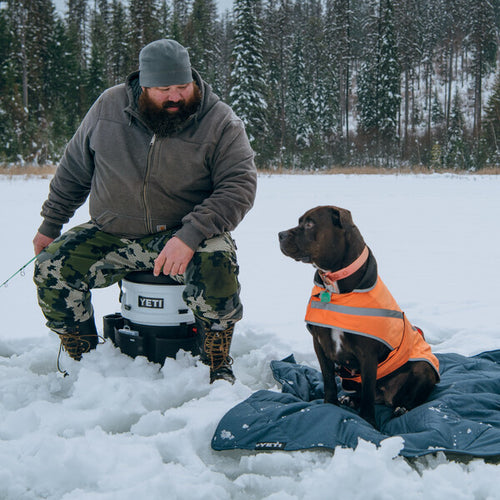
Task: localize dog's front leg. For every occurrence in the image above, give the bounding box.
[312,336,338,405]
[357,354,379,428]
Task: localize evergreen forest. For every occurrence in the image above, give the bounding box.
[2,0,500,170]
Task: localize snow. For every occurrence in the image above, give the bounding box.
[0,173,499,499]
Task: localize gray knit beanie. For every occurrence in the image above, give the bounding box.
[139,39,192,87]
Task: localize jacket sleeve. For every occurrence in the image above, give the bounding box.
[37,99,101,238]
[175,116,257,250]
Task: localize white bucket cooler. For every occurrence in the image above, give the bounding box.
[103,271,200,364]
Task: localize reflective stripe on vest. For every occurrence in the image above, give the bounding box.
[305,277,440,382]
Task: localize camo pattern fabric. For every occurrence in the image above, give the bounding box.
[34,222,242,334]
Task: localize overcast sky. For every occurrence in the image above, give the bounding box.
[53,0,234,15]
[218,0,233,12]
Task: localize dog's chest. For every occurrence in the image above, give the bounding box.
[316,326,360,373]
[319,327,345,359]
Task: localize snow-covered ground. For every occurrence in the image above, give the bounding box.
[0,173,499,500]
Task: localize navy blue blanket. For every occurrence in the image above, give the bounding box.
[212,351,500,458]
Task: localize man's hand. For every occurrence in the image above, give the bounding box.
[154,236,195,276]
[33,232,54,255]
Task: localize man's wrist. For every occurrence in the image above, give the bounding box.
[174,224,206,251]
[38,220,63,239]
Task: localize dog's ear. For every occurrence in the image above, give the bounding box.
[330,206,353,228]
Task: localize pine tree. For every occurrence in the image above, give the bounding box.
[32,0,68,162]
[171,0,189,45]
[440,0,467,131]
[395,0,423,158]
[304,0,337,161]
[420,0,444,153]
[109,0,129,84]
[213,11,233,101]
[65,0,89,124]
[230,0,268,156]
[357,0,401,161]
[157,0,172,39]
[286,25,311,150]
[209,19,229,98]
[444,90,467,169]
[482,69,500,166]
[324,0,351,157]
[261,0,293,165]
[296,0,334,166]
[0,0,62,162]
[185,0,219,85]
[431,92,445,127]
[357,0,381,143]
[0,4,22,161]
[467,0,497,139]
[128,0,162,68]
[87,0,109,107]
[46,16,75,155]
[377,0,400,141]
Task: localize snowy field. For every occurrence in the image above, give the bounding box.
[0,173,499,500]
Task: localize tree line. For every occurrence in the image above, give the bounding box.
[1,0,500,170]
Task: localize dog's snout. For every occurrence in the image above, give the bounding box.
[278,231,287,242]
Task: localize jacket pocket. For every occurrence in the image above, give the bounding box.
[93,210,118,229]
[92,210,147,237]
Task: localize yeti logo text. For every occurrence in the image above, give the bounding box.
[255,441,286,450]
[138,296,164,309]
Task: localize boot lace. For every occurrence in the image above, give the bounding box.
[57,333,103,376]
[203,327,234,373]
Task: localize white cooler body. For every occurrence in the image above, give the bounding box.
[120,279,194,327]
[103,272,199,364]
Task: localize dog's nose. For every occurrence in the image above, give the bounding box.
[278,231,286,242]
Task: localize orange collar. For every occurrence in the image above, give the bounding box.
[320,246,369,285]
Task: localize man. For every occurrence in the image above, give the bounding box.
[33,39,257,383]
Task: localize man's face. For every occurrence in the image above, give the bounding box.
[138,81,201,137]
[142,82,196,113]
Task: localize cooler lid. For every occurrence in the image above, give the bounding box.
[123,271,179,286]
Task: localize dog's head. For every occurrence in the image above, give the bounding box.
[278,206,365,271]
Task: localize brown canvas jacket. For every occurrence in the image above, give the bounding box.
[39,70,257,250]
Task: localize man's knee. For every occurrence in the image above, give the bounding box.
[183,233,242,323]
[189,234,239,296]
[34,223,130,288]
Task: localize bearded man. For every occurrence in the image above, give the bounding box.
[33,39,257,383]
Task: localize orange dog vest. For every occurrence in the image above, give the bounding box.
[305,277,439,383]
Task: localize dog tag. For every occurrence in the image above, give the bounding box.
[320,291,331,303]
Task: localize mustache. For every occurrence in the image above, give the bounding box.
[163,100,185,109]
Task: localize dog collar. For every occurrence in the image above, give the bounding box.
[320,246,369,286]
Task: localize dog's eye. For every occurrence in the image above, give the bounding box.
[304,221,315,230]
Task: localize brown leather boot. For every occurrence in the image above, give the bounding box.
[198,323,236,384]
[57,316,99,366]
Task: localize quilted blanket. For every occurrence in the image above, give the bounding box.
[212,350,500,458]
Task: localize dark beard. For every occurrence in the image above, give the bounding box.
[138,85,202,137]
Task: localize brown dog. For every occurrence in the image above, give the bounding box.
[278,206,439,428]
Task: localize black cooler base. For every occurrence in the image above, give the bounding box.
[103,313,200,365]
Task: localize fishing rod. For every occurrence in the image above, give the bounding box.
[0,256,37,288]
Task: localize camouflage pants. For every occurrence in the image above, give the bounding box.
[34,222,242,334]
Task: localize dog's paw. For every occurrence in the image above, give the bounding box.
[393,406,408,417]
[339,395,358,409]
[324,395,340,406]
